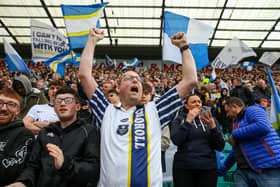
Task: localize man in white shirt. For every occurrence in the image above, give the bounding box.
[78,28,198,187]
[23,80,65,134]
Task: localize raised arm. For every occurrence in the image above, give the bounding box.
[78,29,104,99]
[172,32,198,99]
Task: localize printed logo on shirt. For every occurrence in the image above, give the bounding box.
[47,132,55,137]
[120,118,129,122]
[117,124,129,135]
[1,138,33,168]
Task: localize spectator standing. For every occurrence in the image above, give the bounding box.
[253,78,271,102]
[23,80,65,135]
[170,94,225,187]
[230,78,255,106]
[78,28,197,187]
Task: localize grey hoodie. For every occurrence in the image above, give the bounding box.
[13,75,48,118]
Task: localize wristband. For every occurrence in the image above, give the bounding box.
[180,44,189,53]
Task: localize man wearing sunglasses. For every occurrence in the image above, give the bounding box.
[0,88,34,186]
[78,28,197,187]
[7,88,100,187]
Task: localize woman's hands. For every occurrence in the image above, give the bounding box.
[200,109,216,129]
[186,107,216,129]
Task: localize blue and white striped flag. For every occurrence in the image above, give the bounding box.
[44,49,76,77]
[4,39,32,77]
[61,2,108,49]
[163,11,213,70]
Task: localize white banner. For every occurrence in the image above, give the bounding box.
[211,37,257,69]
[259,52,280,67]
[31,19,68,62]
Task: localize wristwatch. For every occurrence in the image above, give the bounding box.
[180,44,189,53]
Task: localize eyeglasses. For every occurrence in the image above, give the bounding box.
[0,101,19,110]
[122,75,141,82]
[54,97,75,105]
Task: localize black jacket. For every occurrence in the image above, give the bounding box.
[230,86,255,106]
[0,119,34,186]
[171,112,225,170]
[16,119,100,187]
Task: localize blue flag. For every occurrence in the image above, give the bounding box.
[242,61,254,71]
[44,50,75,77]
[163,11,213,70]
[123,57,141,70]
[72,53,96,67]
[4,39,32,77]
[61,2,108,49]
[266,67,280,135]
[104,54,116,69]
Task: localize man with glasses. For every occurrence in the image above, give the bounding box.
[78,28,197,186]
[23,80,65,135]
[0,88,34,186]
[7,88,100,187]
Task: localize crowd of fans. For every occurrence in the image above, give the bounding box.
[1,53,280,186]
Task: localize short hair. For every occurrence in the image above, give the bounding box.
[0,88,21,103]
[49,80,66,88]
[224,97,245,107]
[108,88,119,95]
[142,82,152,94]
[55,88,80,103]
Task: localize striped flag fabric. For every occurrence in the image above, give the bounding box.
[61,2,108,49]
[4,39,32,77]
[266,67,280,135]
[163,11,213,70]
[44,49,76,77]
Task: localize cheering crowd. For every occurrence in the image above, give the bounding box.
[1,29,280,187]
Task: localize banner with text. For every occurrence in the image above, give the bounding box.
[31,19,69,62]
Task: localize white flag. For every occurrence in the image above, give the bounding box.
[211,37,257,69]
[259,52,280,67]
[31,19,68,62]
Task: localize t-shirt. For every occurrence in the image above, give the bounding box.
[25,104,58,123]
[89,87,183,187]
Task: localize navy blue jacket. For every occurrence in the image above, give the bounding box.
[171,112,225,170]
